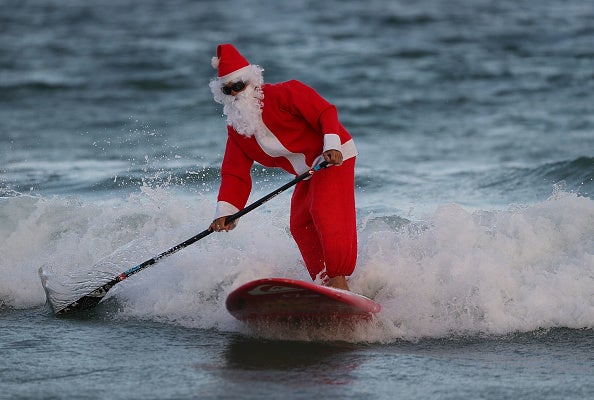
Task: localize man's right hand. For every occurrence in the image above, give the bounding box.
[210,216,237,232]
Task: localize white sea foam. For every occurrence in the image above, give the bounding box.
[1,187,592,342]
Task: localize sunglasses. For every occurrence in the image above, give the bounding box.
[221,81,246,95]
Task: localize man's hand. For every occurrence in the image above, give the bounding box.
[323,149,343,165]
[209,216,237,232]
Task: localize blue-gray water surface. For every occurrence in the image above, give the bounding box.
[1,0,593,399]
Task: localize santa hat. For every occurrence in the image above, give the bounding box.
[211,44,251,83]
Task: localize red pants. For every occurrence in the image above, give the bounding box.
[290,158,357,280]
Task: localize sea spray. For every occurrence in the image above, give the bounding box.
[1,188,592,342]
[357,192,594,340]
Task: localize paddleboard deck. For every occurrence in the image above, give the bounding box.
[226,278,381,324]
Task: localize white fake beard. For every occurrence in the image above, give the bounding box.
[221,85,265,138]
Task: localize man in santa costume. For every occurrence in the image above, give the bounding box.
[208,43,358,291]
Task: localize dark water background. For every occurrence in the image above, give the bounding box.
[1,0,593,398]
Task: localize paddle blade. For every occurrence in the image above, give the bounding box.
[39,267,119,315]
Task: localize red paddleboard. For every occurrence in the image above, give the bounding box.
[226,278,381,324]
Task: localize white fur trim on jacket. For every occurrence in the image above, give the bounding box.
[323,133,342,152]
[214,200,240,220]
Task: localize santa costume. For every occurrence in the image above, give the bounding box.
[210,43,358,283]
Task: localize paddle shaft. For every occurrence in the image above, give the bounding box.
[54,161,329,314]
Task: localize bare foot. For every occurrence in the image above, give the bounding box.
[328,276,350,291]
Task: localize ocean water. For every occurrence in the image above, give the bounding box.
[1,0,593,399]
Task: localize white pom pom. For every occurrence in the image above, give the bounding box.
[211,56,219,69]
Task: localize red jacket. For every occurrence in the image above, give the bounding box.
[215,80,357,218]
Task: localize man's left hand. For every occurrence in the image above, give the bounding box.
[323,149,343,165]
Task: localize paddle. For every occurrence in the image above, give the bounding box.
[42,161,329,315]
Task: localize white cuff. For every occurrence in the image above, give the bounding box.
[214,201,240,220]
[323,133,342,152]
